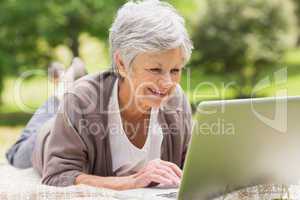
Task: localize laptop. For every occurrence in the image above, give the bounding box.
[120,96,300,200]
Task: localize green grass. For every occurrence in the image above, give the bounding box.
[180,67,238,103]
[0,76,50,113]
[0,126,22,164]
[180,48,300,105]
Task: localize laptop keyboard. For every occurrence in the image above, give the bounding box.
[156,192,178,199]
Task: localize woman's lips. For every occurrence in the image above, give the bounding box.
[147,87,167,97]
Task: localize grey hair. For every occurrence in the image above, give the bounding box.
[109,0,193,71]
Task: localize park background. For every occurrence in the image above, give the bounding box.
[0,0,300,163]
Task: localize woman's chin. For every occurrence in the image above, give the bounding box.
[139,94,170,110]
[145,99,164,109]
[150,102,162,108]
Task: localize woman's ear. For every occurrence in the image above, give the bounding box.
[114,51,127,78]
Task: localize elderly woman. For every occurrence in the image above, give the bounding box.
[7,0,193,190]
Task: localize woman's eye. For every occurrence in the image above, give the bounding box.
[149,68,161,73]
[171,68,180,74]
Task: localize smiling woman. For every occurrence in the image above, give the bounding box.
[6,0,194,190]
[117,48,185,113]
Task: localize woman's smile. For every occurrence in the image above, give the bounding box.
[147,87,168,98]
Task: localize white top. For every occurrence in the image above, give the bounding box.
[108,79,164,176]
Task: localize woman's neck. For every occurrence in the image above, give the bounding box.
[118,79,151,122]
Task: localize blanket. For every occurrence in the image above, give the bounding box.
[0,163,298,200]
[0,164,134,200]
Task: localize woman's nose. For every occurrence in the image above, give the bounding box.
[158,74,174,90]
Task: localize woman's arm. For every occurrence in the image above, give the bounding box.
[75,174,135,190]
[75,159,182,190]
[35,92,91,186]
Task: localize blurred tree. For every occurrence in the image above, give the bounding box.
[0,0,126,101]
[292,0,300,44]
[191,0,298,97]
[1,0,127,63]
[36,0,128,57]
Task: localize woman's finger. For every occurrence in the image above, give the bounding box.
[156,164,180,183]
[149,174,173,186]
[160,160,183,178]
[154,168,180,185]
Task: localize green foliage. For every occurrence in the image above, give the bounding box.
[0,0,126,100]
[191,0,298,97]
[0,0,55,70]
[292,0,300,43]
[34,0,127,56]
[0,0,126,64]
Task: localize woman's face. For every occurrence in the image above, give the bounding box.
[120,48,184,111]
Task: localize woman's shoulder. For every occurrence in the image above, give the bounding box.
[73,70,117,93]
[63,70,118,115]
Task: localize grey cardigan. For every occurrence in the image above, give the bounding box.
[32,71,192,187]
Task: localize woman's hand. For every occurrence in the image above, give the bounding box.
[131,159,182,188]
[75,159,182,190]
